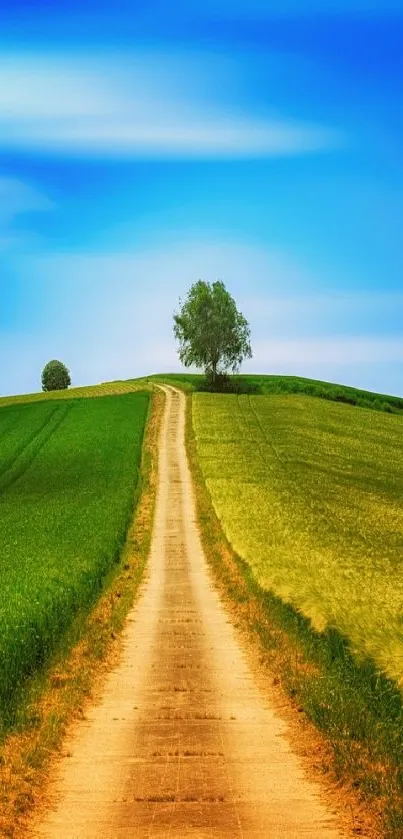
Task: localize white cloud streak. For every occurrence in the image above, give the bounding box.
[0,177,53,252]
[0,178,53,226]
[251,337,403,365]
[242,291,403,337]
[0,52,339,158]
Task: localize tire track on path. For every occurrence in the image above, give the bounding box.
[34,386,343,838]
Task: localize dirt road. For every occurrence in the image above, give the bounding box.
[35,386,343,838]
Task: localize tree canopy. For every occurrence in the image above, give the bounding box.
[41,359,71,392]
[173,280,252,384]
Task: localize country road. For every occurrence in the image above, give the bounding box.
[35,386,343,838]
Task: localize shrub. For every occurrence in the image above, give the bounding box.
[41,360,71,392]
[197,373,260,394]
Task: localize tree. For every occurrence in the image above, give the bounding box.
[173,280,252,385]
[41,359,71,392]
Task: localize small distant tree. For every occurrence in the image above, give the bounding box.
[41,359,71,392]
[173,280,252,386]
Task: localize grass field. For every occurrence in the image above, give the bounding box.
[193,392,403,684]
[0,391,149,732]
[151,372,403,413]
[0,378,149,409]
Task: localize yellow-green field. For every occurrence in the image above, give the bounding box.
[0,379,148,409]
[193,393,403,683]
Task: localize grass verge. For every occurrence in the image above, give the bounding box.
[185,392,403,839]
[0,389,164,838]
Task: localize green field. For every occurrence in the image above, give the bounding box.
[150,372,403,413]
[0,392,149,730]
[0,378,148,409]
[193,392,403,683]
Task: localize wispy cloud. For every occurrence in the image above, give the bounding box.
[242,292,403,338]
[26,240,320,301]
[0,178,53,251]
[251,337,403,365]
[0,178,52,224]
[0,52,339,159]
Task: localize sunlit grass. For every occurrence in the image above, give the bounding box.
[193,393,403,683]
[0,392,149,731]
[150,372,403,413]
[0,379,149,409]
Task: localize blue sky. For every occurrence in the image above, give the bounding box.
[1,0,403,395]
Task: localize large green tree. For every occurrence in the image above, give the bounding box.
[41,359,71,392]
[173,280,252,385]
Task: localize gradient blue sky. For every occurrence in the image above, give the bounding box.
[1,0,403,395]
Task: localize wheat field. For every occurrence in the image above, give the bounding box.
[193,392,403,683]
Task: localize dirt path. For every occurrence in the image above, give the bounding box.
[34,386,343,838]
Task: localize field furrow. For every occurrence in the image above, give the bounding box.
[0,403,59,478]
[0,403,72,494]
